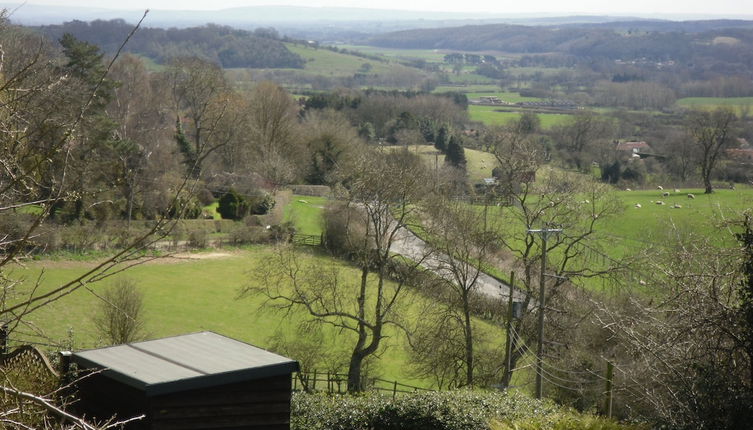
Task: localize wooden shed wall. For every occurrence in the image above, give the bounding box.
[148,374,293,430]
[73,373,150,429]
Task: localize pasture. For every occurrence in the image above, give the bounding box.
[676,96,753,112]
[9,245,505,388]
[469,105,572,128]
[283,195,328,236]
[385,144,497,183]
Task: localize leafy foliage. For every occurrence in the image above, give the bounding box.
[291,391,641,430]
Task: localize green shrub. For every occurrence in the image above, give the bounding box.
[291,391,643,430]
[249,193,276,215]
[218,188,250,220]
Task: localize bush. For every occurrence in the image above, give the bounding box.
[249,193,276,215]
[228,225,269,245]
[218,188,250,220]
[291,391,643,430]
[187,228,209,248]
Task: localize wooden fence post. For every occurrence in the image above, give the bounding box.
[604,360,614,418]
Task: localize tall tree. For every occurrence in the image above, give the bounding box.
[244,149,431,392]
[167,56,230,178]
[687,107,737,194]
[416,197,501,387]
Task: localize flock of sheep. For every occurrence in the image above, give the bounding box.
[631,186,695,209]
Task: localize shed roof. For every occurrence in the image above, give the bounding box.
[71,331,299,396]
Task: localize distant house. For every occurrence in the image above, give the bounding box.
[67,331,300,430]
[615,141,651,158]
[726,148,753,163]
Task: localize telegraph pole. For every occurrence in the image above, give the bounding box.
[528,227,561,399]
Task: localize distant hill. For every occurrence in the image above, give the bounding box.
[34,20,305,69]
[366,20,753,62]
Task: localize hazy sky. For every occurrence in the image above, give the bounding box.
[12,0,753,16]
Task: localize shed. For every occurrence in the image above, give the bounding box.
[68,331,300,430]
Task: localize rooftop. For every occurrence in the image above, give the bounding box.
[71,331,299,396]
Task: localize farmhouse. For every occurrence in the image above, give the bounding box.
[615,141,651,158]
[66,331,299,430]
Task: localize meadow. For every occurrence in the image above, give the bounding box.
[11,245,508,387]
[676,96,753,112]
[469,105,573,128]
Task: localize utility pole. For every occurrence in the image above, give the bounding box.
[528,227,561,399]
[503,271,516,388]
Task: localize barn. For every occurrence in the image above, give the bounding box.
[67,331,300,430]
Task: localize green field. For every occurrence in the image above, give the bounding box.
[285,43,397,77]
[676,97,753,113]
[10,246,504,387]
[386,145,497,183]
[599,187,753,251]
[338,45,448,62]
[283,195,328,236]
[469,105,572,128]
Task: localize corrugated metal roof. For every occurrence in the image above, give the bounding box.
[71,331,299,396]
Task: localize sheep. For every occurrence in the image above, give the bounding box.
[673,204,682,209]
[625,188,632,191]
[674,188,680,193]
[657,185,664,190]
[687,193,695,199]
[656,200,665,205]
[635,203,642,208]
[662,192,670,197]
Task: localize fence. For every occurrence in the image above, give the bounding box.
[292,234,322,246]
[293,370,432,398]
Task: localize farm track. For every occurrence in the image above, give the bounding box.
[390,226,526,303]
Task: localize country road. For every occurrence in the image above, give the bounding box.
[389,226,527,303]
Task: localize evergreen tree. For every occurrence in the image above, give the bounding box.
[445,135,467,168]
[435,125,448,152]
[218,188,249,220]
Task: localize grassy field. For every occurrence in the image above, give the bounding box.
[9,246,504,387]
[338,45,448,62]
[283,195,328,236]
[676,97,753,113]
[599,187,753,251]
[284,44,397,77]
[469,105,572,128]
[386,145,497,183]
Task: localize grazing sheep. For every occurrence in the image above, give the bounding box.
[657,185,664,190]
[673,204,682,209]
[656,200,665,205]
[625,188,632,191]
[639,280,647,286]
[674,189,680,193]
[687,193,695,199]
[662,192,670,197]
[635,203,642,208]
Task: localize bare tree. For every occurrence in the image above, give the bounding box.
[687,107,737,194]
[92,278,147,345]
[491,128,627,392]
[593,217,753,428]
[415,197,501,387]
[243,149,432,392]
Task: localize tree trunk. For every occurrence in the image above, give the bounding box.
[463,294,474,387]
[347,350,365,392]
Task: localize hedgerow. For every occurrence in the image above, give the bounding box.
[291,390,643,430]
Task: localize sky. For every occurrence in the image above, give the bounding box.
[11,0,753,17]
